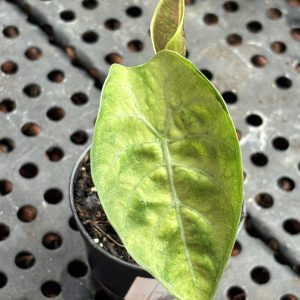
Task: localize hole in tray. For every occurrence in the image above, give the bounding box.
[21,122,41,137]
[15,251,35,269]
[0,180,13,196]
[222,91,238,104]
[47,70,65,83]
[278,177,295,191]
[227,286,246,300]
[41,281,61,298]
[46,147,64,162]
[185,0,196,5]
[291,28,300,41]
[271,41,287,54]
[65,46,76,60]
[23,84,41,98]
[82,0,98,9]
[274,251,290,266]
[126,6,142,18]
[105,53,123,64]
[43,233,62,250]
[276,76,292,89]
[17,205,37,222]
[0,224,10,241]
[251,266,270,284]
[82,31,99,43]
[231,240,242,256]
[71,92,88,105]
[60,10,76,22]
[1,61,18,75]
[95,289,113,300]
[0,138,15,153]
[70,130,88,145]
[283,219,300,235]
[0,272,7,288]
[267,237,279,252]
[47,107,65,121]
[223,1,239,12]
[19,163,38,179]
[69,216,78,231]
[251,55,267,67]
[127,40,144,52]
[255,193,273,208]
[286,0,300,7]
[104,19,121,30]
[245,215,260,238]
[266,8,282,20]
[272,136,289,150]
[246,21,263,33]
[250,152,268,167]
[200,69,213,80]
[89,70,102,87]
[236,129,242,140]
[25,47,43,60]
[67,260,88,277]
[246,113,263,126]
[3,26,19,38]
[88,67,100,78]
[281,294,299,300]
[294,265,300,276]
[44,188,63,204]
[40,24,54,40]
[203,13,218,25]
[226,33,242,46]
[0,99,16,113]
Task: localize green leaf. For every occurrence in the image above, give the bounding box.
[91,50,243,300]
[150,0,186,56]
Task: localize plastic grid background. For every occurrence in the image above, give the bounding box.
[0,0,300,299]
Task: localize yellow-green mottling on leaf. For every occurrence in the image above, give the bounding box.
[91,50,243,300]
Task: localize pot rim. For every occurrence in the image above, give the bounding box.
[69,145,146,272]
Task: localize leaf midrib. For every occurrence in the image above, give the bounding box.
[123,82,228,298]
[126,100,214,298]
[161,139,199,299]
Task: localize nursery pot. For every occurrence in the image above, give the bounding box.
[69,146,153,299]
[70,146,246,299]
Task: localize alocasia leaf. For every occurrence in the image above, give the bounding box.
[150,0,186,56]
[91,50,243,300]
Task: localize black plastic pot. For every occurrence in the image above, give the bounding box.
[69,146,152,299]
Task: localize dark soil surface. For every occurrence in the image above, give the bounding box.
[73,152,135,264]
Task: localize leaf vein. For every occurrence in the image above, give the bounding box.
[151,206,174,276]
[173,164,236,215]
[111,141,159,167]
[168,134,235,154]
[123,166,164,235]
[126,115,162,139]
[161,140,200,298]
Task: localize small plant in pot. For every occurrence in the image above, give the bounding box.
[70,0,244,299]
